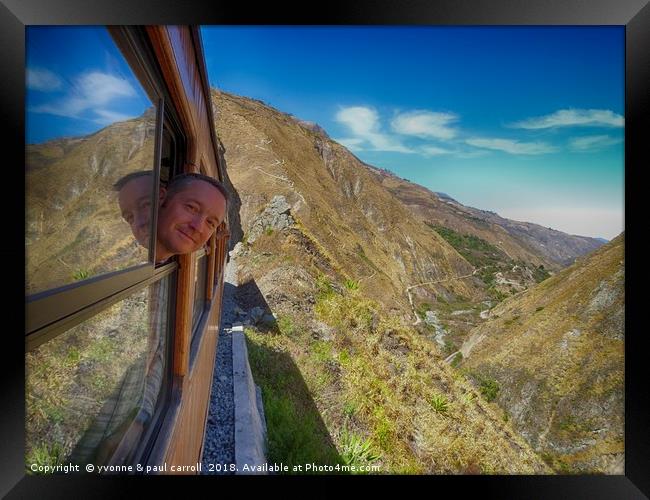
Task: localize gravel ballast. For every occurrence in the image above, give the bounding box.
[201,260,239,475]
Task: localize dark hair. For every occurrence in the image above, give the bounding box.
[165,173,229,206]
[113,170,153,191]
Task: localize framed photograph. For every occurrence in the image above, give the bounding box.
[4,0,648,497]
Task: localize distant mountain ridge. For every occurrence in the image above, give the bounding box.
[366,164,604,269]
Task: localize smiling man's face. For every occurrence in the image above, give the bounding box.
[155,179,226,261]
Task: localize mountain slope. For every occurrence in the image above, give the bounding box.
[211,89,552,473]
[370,167,604,269]
[212,90,488,315]
[461,234,624,473]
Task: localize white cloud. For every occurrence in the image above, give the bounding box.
[334,137,365,152]
[455,149,490,159]
[510,109,624,129]
[391,110,458,140]
[77,72,135,104]
[27,68,63,92]
[30,71,137,121]
[93,109,136,125]
[420,145,453,156]
[335,106,414,153]
[568,134,623,152]
[336,106,379,136]
[465,137,557,155]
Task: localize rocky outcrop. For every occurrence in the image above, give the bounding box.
[246,195,295,244]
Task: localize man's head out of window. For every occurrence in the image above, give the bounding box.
[155,173,228,262]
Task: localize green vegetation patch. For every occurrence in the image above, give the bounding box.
[339,427,381,470]
[479,378,500,402]
[466,372,501,403]
[344,279,360,291]
[426,224,506,268]
[450,352,463,368]
[72,269,91,281]
[276,314,297,336]
[533,264,551,283]
[415,302,432,320]
[245,328,345,472]
[429,393,449,414]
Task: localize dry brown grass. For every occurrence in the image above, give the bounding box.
[247,282,550,474]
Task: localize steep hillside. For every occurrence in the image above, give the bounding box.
[211,89,486,315]
[211,89,552,473]
[461,234,624,474]
[211,89,609,364]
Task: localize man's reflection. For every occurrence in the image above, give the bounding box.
[113,171,157,249]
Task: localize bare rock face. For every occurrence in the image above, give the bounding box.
[247,195,295,244]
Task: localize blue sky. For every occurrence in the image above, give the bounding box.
[201,26,624,240]
[26,26,152,145]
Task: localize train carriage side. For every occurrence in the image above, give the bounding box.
[25,24,228,473]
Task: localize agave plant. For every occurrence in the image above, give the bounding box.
[429,393,449,414]
[339,428,381,468]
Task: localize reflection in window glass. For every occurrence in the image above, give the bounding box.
[26,275,171,468]
[26,26,157,295]
[192,253,208,332]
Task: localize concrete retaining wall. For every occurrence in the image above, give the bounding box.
[231,328,268,474]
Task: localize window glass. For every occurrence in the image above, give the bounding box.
[26,26,158,295]
[192,252,208,331]
[26,275,171,469]
[160,127,176,186]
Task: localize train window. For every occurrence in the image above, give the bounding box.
[159,127,177,186]
[191,250,208,333]
[26,26,159,295]
[26,273,173,468]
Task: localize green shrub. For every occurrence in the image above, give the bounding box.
[26,443,65,471]
[316,274,334,298]
[427,224,506,267]
[488,286,508,303]
[277,315,295,336]
[344,279,360,291]
[534,265,551,283]
[72,269,90,281]
[310,340,333,363]
[416,302,432,320]
[429,393,449,414]
[450,352,463,368]
[479,378,500,402]
[343,401,357,418]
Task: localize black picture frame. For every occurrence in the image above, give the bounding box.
[4,0,648,497]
